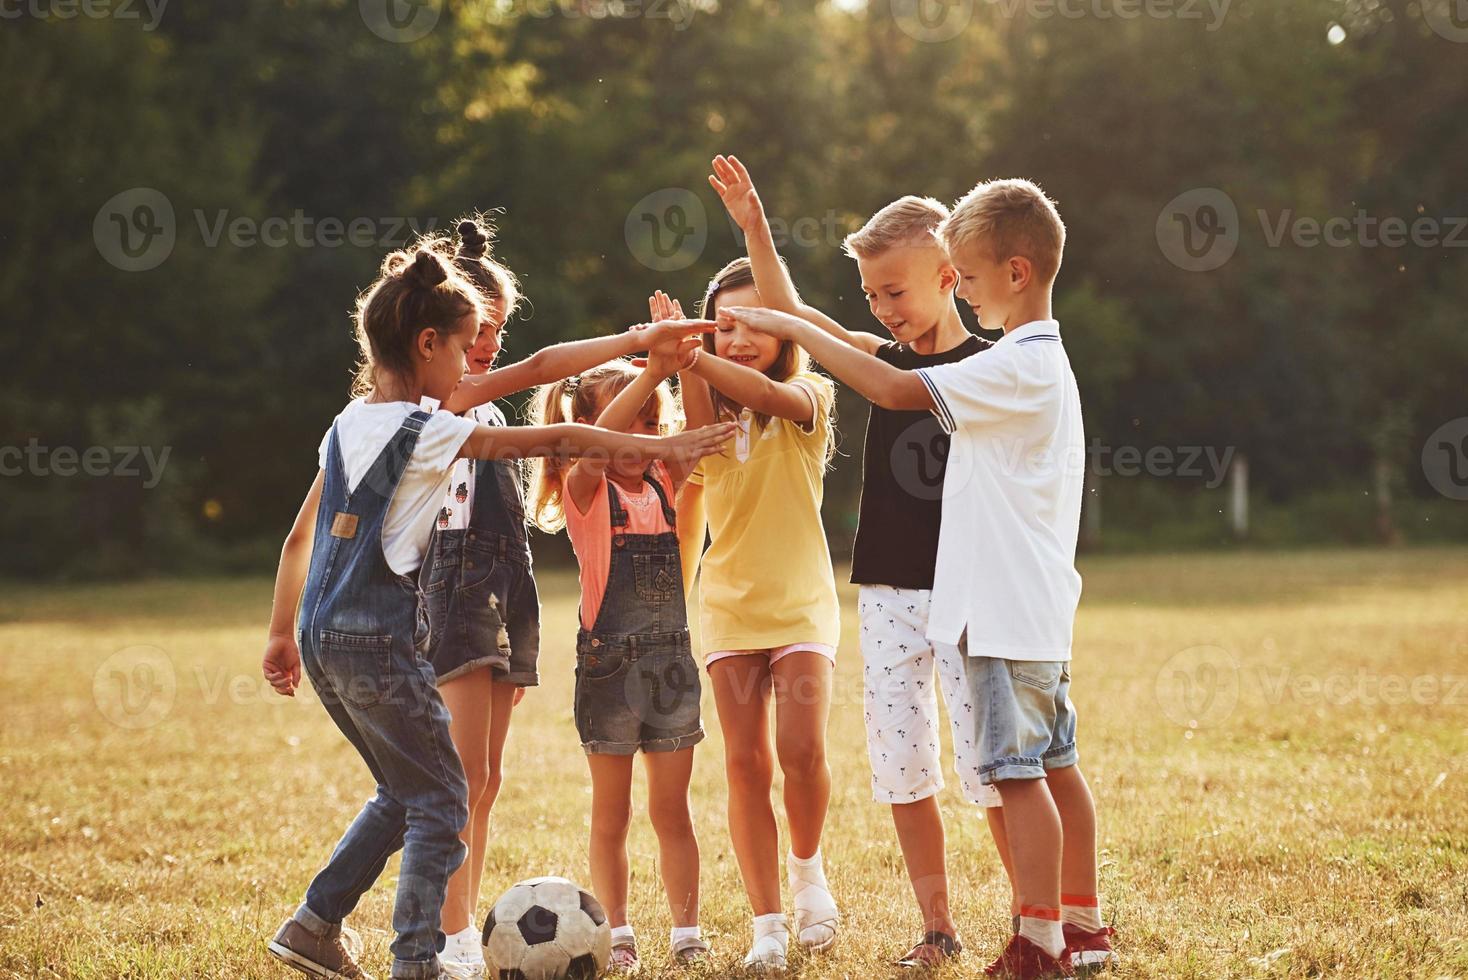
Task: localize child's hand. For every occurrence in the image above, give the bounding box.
[262,633,302,697]
[644,335,702,377]
[630,317,716,352]
[719,305,805,341]
[649,289,684,323]
[657,421,737,464]
[709,154,765,232]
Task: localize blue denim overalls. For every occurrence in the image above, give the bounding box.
[420,403,542,686]
[295,409,469,980]
[573,471,703,754]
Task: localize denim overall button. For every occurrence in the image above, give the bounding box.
[590,637,601,647]
[613,534,626,548]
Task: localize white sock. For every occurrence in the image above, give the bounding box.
[1018,912,1065,959]
[611,924,636,945]
[444,925,482,963]
[1061,894,1103,931]
[753,913,788,941]
[670,925,702,945]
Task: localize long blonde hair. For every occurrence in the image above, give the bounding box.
[524,359,677,533]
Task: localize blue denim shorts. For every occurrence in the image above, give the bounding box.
[955,640,1079,783]
[419,530,540,686]
[574,630,704,755]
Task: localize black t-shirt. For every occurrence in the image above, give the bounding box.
[849,334,989,589]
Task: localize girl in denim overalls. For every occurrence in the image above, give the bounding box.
[260,243,735,980]
[526,350,715,972]
[419,218,727,977]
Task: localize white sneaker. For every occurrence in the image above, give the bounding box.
[437,955,486,980]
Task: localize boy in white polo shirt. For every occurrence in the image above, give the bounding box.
[719,178,1114,980]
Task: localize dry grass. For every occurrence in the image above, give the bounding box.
[2,548,1466,979]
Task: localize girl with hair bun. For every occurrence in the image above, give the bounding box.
[260,238,734,980]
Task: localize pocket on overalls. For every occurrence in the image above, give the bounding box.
[632,554,680,604]
[577,650,630,682]
[318,630,394,709]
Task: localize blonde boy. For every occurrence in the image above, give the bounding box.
[721,178,1115,979]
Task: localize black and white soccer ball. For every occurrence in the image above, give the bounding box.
[481,876,611,980]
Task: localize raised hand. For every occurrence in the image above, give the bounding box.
[718,305,806,341]
[658,421,737,465]
[709,154,765,232]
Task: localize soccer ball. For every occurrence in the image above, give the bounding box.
[481,876,611,980]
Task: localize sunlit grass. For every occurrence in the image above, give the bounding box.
[2,549,1466,978]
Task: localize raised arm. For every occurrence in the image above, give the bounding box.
[720,306,934,412]
[459,418,735,470]
[443,320,713,415]
[710,154,885,355]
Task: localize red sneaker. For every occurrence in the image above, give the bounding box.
[1063,923,1118,972]
[983,934,1073,979]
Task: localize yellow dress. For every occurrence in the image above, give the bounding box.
[687,371,841,652]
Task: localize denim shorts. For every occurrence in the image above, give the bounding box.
[954,638,1079,783]
[420,530,540,686]
[574,630,704,755]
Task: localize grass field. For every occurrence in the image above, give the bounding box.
[2,549,1466,979]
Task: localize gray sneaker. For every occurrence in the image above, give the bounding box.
[268,917,374,979]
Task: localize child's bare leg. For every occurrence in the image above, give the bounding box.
[467,681,518,914]
[644,747,700,927]
[438,668,498,936]
[587,754,636,928]
[985,804,1022,920]
[993,778,1062,913]
[710,657,781,915]
[770,652,832,859]
[1045,764,1098,900]
[891,797,956,934]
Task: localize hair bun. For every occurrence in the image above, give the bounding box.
[404,248,449,289]
[456,219,491,261]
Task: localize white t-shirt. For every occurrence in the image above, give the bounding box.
[437,403,505,532]
[915,319,1084,660]
[316,399,481,576]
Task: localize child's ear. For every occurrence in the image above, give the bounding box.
[416,327,437,361]
[937,263,959,292]
[1009,256,1033,292]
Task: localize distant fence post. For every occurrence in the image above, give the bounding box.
[1228,453,1249,539]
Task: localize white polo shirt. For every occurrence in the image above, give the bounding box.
[915,319,1084,660]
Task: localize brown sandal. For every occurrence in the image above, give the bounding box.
[896,930,963,969]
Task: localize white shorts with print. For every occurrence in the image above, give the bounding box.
[859,585,1002,808]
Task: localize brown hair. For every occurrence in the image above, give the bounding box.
[842,195,949,260]
[452,214,522,324]
[939,178,1066,287]
[524,359,677,533]
[351,239,483,397]
[697,257,820,439]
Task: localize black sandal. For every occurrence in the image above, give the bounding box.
[896,930,962,969]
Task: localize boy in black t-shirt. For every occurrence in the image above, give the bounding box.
[708,155,1010,969]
